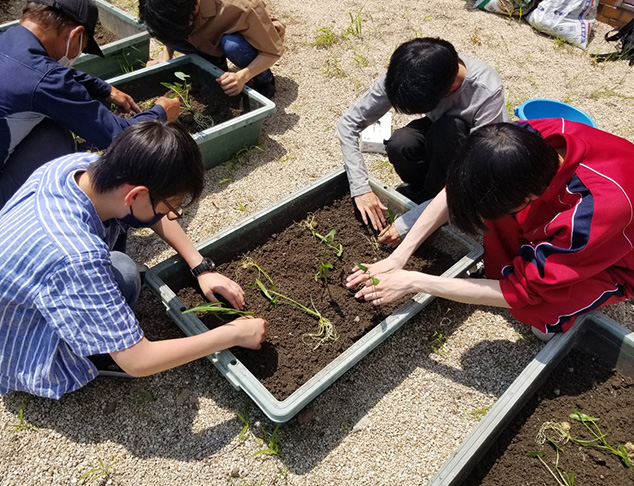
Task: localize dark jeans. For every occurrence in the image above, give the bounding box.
[0,118,75,209]
[384,115,469,201]
[165,33,274,85]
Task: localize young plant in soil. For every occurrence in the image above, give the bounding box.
[183,301,253,320]
[161,71,215,131]
[241,258,339,349]
[303,216,344,257]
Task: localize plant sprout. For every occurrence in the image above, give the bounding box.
[354,262,379,286]
[77,458,117,485]
[303,216,344,257]
[314,261,333,283]
[183,301,253,317]
[12,400,38,433]
[526,447,576,486]
[161,71,193,111]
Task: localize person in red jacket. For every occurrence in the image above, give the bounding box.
[347,118,634,339]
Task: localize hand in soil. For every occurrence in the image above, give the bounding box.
[378,224,401,248]
[197,272,245,309]
[352,268,417,305]
[216,71,247,97]
[354,192,387,231]
[154,97,181,122]
[346,257,401,290]
[107,86,141,113]
[226,316,268,349]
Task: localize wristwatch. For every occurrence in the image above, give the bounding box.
[190,257,216,277]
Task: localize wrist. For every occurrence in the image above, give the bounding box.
[190,257,215,278]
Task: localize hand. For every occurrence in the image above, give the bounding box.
[226,316,268,349]
[107,86,141,113]
[197,272,245,310]
[155,96,181,122]
[346,256,404,289]
[353,268,419,306]
[145,58,162,67]
[216,71,247,97]
[146,46,173,67]
[354,192,388,231]
[378,224,402,248]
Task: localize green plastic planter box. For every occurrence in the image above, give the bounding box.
[106,54,276,170]
[145,169,483,422]
[428,311,634,485]
[0,0,149,79]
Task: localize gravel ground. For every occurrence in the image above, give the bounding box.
[2,1,634,485]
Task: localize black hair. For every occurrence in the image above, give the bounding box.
[446,123,560,234]
[89,120,204,206]
[385,37,460,114]
[139,0,197,45]
[22,2,79,34]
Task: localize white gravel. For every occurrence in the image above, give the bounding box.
[2,1,634,485]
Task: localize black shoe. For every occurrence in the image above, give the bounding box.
[88,354,133,378]
[395,183,427,204]
[253,77,276,99]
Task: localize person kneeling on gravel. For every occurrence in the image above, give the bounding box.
[0,0,180,210]
[139,0,284,99]
[347,119,634,341]
[338,37,508,232]
[0,120,267,399]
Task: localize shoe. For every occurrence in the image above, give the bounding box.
[137,263,149,287]
[88,354,134,378]
[395,183,427,204]
[531,326,556,342]
[253,77,276,99]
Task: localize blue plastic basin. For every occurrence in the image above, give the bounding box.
[514,98,597,128]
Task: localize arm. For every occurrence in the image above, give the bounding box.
[336,74,393,228]
[34,66,168,149]
[151,218,245,309]
[354,269,510,307]
[471,85,509,129]
[146,46,175,67]
[216,52,280,96]
[111,317,267,376]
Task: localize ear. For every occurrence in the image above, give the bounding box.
[123,185,150,207]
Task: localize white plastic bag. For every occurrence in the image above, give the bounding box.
[526,0,598,50]
[473,0,537,17]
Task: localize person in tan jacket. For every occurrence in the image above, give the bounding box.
[139,0,284,98]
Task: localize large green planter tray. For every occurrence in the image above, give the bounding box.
[0,0,149,79]
[106,54,276,170]
[428,311,634,485]
[145,169,483,422]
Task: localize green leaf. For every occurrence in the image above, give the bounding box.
[256,278,276,304]
[526,450,544,457]
[618,444,632,467]
[570,410,600,423]
[354,262,368,272]
[183,302,252,316]
[174,71,190,81]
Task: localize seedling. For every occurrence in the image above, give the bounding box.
[236,409,252,441]
[233,201,248,213]
[469,407,490,421]
[429,331,447,354]
[303,216,344,257]
[526,448,576,486]
[343,7,371,38]
[184,301,254,317]
[355,262,379,286]
[314,260,334,284]
[322,56,346,78]
[161,71,193,111]
[12,400,38,433]
[378,208,400,239]
[77,458,117,485]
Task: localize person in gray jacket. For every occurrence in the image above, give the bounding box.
[337,37,509,234]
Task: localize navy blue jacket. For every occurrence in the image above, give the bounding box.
[0,25,165,163]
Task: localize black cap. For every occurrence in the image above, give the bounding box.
[31,0,104,57]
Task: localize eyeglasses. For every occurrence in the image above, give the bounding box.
[161,199,184,221]
[150,195,184,221]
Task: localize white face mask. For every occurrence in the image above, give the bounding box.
[58,28,83,68]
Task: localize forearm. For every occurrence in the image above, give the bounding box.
[237,52,279,83]
[152,218,203,268]
[112,328,240,376]
[390,189,450,265]
[414,273,510,308]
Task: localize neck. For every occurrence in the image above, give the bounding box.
[75,171,124,221]
[20,19,63,59]
[449,61,467,95]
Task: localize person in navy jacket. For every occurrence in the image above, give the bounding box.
[0,0,180,208]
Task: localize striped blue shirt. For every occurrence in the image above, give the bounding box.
[0,153,144,398]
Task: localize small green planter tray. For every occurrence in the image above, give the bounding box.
[106,54,276,170]
[145,168,483,423]
[428,311,634,485]
[0,0,150,79]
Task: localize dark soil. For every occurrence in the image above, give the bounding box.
[177,196,456,400]
[113,63,244,133]
[0,0,23,24]
[93,21,120,46]
[463,349,634,486]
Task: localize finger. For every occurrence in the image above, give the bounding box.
[129,98,141,113]
[205,291,219,303]
[359,207,369,226]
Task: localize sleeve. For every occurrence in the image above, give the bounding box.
[336,74,393,197]
[32,66,166,149]
[240,0,285,57]
[470,85,509,131]
[36,255,143,357]
[70,69,112,99]
[499,190,634,310]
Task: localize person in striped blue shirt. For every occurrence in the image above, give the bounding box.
[0,120,267,399]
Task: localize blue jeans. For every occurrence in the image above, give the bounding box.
[165,33,273,85]
[111,251,142,307]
